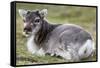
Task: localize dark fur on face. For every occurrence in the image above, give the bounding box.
[34,20,60,46]
[19,9,60,46]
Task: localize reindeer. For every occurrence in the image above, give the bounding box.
[18,9,95,62]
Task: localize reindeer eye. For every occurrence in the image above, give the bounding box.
[34,19,40,22]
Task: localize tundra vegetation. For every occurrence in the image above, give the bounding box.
[16,3,97,65]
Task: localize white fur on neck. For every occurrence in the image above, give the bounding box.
[27,35,39,54]
[27,34,45,56]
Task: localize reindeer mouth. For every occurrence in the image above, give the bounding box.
[22,27,32,37]
[22,31,32,37]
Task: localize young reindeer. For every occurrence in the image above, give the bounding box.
[18,9,95,62]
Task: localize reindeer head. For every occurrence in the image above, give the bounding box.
[18,9,47,37]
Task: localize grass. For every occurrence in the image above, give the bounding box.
[16,3,97,65]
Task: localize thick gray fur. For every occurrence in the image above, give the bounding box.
[18,9,95,62]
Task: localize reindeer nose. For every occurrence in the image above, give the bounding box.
[24,27,32,32]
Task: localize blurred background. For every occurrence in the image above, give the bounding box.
[16,3,97,65]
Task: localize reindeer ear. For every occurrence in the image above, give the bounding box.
[18,9,29,19]
[39,9,47,18]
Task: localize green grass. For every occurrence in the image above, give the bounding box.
[16,3,97,65]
